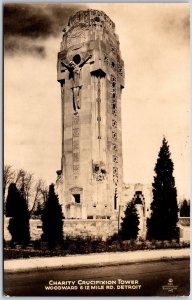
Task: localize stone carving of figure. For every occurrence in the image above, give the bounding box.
[93,162,107,181]
[62,54,92,113]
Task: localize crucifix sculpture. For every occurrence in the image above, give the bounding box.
[61,54,92,113]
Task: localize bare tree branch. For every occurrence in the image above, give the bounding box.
[15,169,34,207]
[30,179,48,215]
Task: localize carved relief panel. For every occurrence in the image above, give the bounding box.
[92,162,107,182]
[66,26,89,48]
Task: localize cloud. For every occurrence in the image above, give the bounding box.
[5,37,46,58]
[4,3,87,56]
[159,8,190,44]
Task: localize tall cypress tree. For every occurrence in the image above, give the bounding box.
[41,184,64,248]
[6,183,18,217]
[147,138,179,240]
[6,183,30,246]
[120,199,139,240]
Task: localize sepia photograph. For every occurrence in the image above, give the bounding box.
[3,2,190,296]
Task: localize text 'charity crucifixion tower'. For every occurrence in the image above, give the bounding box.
[56,9,124,223]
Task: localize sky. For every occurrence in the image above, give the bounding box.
[4,3,190,200]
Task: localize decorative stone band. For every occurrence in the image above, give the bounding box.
[72,114,80,177]
[110,74,119,186]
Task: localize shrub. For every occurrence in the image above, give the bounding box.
[120,200,139,240]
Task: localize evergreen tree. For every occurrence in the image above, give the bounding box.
[6,183,30,246]
[147,138,179,240]
[5,183,18,217]
[41,184,64,248]
[120,199,139,240]
[180,199,190,217]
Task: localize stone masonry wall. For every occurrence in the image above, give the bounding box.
[4,217,43,241]
[30,219,43,240]
[4,217,118,241]
[4,216,189,242]
[4,217,11,241]
[63,219,118,240]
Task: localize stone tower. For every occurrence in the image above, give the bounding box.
[56,9,124,237]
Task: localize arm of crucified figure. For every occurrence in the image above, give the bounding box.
[79,54,92,68]
[61,61,71,71]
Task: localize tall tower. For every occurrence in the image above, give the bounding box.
[56,9,124,235]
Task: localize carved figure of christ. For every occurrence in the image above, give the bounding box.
[61,54,92,112]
